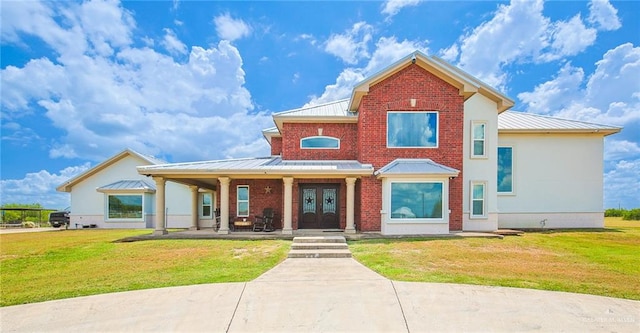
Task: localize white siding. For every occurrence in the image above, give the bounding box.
[497,133,605,228]
[69,155,191,229]
[462,94,499,231]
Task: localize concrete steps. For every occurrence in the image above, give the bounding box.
[288,236,352,258]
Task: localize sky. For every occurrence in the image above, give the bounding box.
[1,0,639,210]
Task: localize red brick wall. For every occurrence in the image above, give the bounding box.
[357,64,464,231]
[270,137,283,156]
[281,123,358,160]
[226,179,284,229]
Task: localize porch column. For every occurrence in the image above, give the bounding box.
[345,177,356,234]
[282,177,294,235]
[218,177,230,234]
[153,176,168,235]
[189,185,199,230]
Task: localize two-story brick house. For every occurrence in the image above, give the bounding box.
[60,51,619,234]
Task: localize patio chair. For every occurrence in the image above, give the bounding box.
[214,209,221,231]
[253,208,275,232]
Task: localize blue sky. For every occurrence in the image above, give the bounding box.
[1,0,639,210]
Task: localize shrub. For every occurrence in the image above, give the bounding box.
[605,208,625,217]
[622,209,640,221]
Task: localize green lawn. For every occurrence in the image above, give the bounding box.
[350,218,640,300]
[0,230,289,306]
[2,218,638,306]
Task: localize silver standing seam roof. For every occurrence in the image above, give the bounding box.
[375,159,460,177]
[137,156,374,175]
[498,111,621,135]
[96,180,156,193]
[273,99,351,118]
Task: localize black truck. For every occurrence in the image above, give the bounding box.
[49,208,70,228]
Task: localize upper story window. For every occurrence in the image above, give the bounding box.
[471,121,487,158]
[498,146,514,194]
[300,136,340,149]
[387,111,438,148]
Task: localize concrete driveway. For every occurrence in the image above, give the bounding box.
[1,258,638,332]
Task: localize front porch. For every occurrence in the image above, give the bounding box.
[116,228,503,242]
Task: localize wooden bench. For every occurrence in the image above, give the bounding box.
[232,220,252,231]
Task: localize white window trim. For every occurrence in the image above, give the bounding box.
[300,136,340,149]
[470,181,487,219]
[387,179,446,223]
[386,111,439,149]
[497,145,516,196]
[471,121,488,159]
[105,193,145,222]
[200,192,213,219]
[236,185,250,217]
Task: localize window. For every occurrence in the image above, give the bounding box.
[200,193,212,218]
[237,186,249,217]
[498,146,513,193]
[390,182,443,219]
[472,122,486,157]
[107,195,143,220]
[471,182,486,218]
[301,136,340,149]
[387,112,438,148]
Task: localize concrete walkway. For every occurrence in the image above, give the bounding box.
[1,258,638,332]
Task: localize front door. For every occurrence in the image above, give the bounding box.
[299,184,339,229]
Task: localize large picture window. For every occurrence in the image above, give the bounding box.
[237,186,249,217]
[108,195,143,219]
[390,182,443,219]
[301,136,340,149]
[387,112,438,148]
[498,146,513,193]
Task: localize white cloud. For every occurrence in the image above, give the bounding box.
[1,0,271,165]
[309,36,428,105]
[161,28,187,55]
[213,13,251,41]
[324,22,373,65]
[604,159,640,209]
[588,0,621,31]
[444,0,606,90]
[381,0,422,19]
[0,163,91,208]
[517,62,585,115]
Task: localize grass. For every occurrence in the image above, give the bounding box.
[350,218,640,300]
[0,230,289,307]
[2,218,638,306]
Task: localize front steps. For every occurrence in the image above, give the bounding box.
[288,236,352,258]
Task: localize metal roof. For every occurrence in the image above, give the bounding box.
[138,156,374,176]
[375,159,460,177]
[96,180,156,193]
[274,99,351,118]
[498,111,621,135]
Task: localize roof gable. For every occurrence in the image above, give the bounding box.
[57,149,164,192]
[348,51,514,112]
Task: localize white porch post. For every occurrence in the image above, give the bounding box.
[282,177,294,235]
[153,176,168,235]
[189,185,199,230]
[218,177,230,234]
[345,177,356,234]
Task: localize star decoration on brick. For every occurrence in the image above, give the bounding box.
[264,186,272,194]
